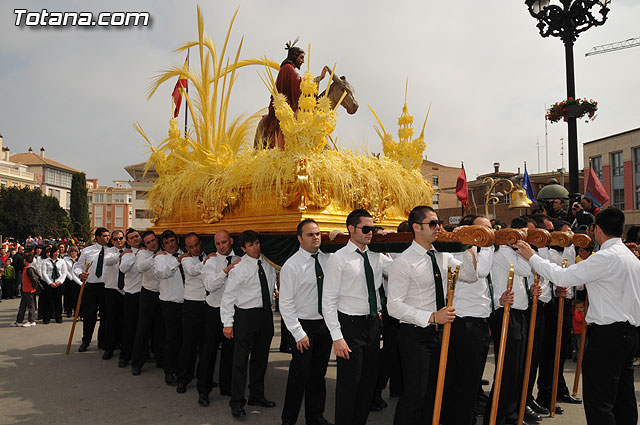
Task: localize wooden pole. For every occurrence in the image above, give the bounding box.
[432,265,460,425]
[65,261,92,355]
[517,273,540,425]
[489,264,515,425]
[550,258,569,417]
[572,295,588,396]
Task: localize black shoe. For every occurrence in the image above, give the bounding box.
[558,394,582,404]
[78,342,88,352]
[176,383,187,394]
[55,318,62,323]
[481,378,490,385]
[231,406,246,418]
[370,398,388,411]
[212,381,219,388]
[131,366,141,376]
[307,417,333,425]
[102,351,113,360]
[118,359,128,368]
[43,319,50,324]
[528,399,550,415]
[66,312,73,318]
[524,406,542,422]
[247,398,276,408]
[198,394,210,407]
[165,373,178,386]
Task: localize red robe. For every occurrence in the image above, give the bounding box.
[264,63,301,146]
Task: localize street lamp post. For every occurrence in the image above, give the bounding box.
[525,0,610,198]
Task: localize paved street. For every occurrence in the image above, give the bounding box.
[0,297,631,424]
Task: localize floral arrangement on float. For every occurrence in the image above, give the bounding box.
[545,97,598,123]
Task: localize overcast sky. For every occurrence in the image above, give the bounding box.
[1,0,639,186]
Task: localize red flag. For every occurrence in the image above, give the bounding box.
[585,166,609,207]
[455,165,469,207]
[172,53,189,118]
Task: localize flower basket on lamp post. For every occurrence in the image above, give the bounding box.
[546,98,598,123]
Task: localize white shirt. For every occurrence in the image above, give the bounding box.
[535,248,553,304]
[74,243,119,283]
[182,254,207,301]
[280,248,329,342]
[387,241,476,327]
[529,238,640,326]
[491,246,531,311]
[136,249,160,292]
[120,248,142,294]
[453,247,492,318]
[154,251,185,303]
[547,246,576,299]
[220,255,277,327]
[64,257,82,285]
[104,247,124,294]
[201,252,241,308]
[322,240,393,341]
[41,257,68,285]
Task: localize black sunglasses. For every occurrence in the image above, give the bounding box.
[419,220,444,229]
[356,225,380,234]
[112,237,125,241]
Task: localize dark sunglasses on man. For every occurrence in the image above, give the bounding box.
[356,225,383,234]
[420,219,444,229]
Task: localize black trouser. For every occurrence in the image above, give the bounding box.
[230,308,274,409]
[443,316,490,425]
[374,310,403,400]
[2,277,17,298]
[162,300,183,377]
[63,278,77,315]
[80,282,105,345]
[525,299,545,405]
[132,288,165,369]
[119,292,140,363]
[104,288,124,353]
[537,297,572,404]
[583,322,638,425]
[483,308,527,425]
[393,323,438,425]
[177,300,206,386]
[199,305,234,396]
[336,312,380,425]
[40,283,64,321]
[282,319,333,425]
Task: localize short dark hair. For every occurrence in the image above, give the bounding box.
[297,219,318,236]
[184,232,200,242]
[240,230,260,246]
[459,214,479,226]
[125,228,139,238]
[595,207,625,237]
[346,209,372,231]
[25,253,34,263]
[510,216,529,229]
[41,246,52,259]
[408,206,436,234]
[582,196,594,205]
[141,230,156,242]
[95,227,109,238]
[397,221,410,232]
[526,214,546,229]
[160,230,177,241]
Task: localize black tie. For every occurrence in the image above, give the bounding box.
[311,253,324,316]
[356,249,378,318]
[226,256,233,266]
[95,246,104,278]
[117,249,125,290]
[173,253,185,284]
[426,250,445,310]
[51,259,59,281]
[257,259,271,311]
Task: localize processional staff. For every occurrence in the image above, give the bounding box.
[489,264,515,425]
[65,261,92,355]
[432,265,460,425]
[518,272,541,425]
[549,258,569,417]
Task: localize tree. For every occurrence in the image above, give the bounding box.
[69,172,91,243]
[0,186,68,241]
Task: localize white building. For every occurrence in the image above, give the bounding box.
[124,162,157,230]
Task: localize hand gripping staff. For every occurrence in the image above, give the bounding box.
[489,264,515,425]
[518,273,541,425]
[432,265,460,425]
[65,261,93,355]
[550,258,569,417]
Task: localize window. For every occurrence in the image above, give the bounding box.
[115,205,124,227]
[94,193,104,203]
[94,206,103,227]
[49,188,60,200]
[113,193,128,203]
[66,194,71,210]
[432,193,439,208]
[634,148,640,210]
[611,152,624,209]
[432,176,439,187]
[45,168,72,189]
[106,194,112,203]
[136,191,147,200]
[590,156,602,181]
[135,209,153,219]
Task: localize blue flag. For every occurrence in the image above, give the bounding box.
[523,164,535,203]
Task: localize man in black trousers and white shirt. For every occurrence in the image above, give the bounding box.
[323,209,393,425]
[280,219,333,425]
